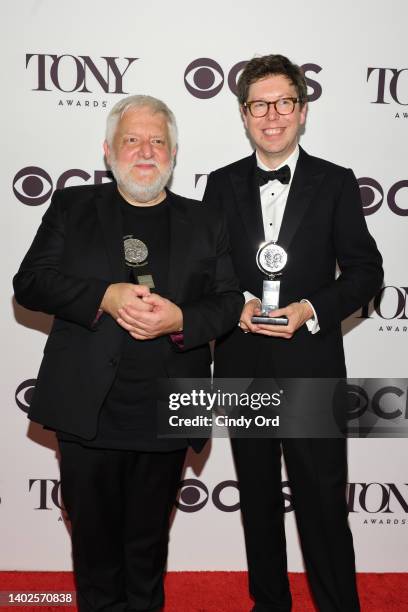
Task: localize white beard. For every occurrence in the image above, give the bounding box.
[109,157,174,203]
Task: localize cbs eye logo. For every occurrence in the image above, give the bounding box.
[13,167,53,206]
[15,379,37,413]
[358,177,408,216]
[176,478,240,512]
[184,58,247,99]
[184,58,322,101]
[13,167,112,205]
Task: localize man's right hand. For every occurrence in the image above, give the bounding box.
[238,298,262,334]
[100,283,153,320]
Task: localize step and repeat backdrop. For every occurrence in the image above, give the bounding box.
[2,1,407,571]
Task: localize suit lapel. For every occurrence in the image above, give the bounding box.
[277,147,325,252]
[95,182,127,282]
[167,192,193,302]
[230,154,265,248]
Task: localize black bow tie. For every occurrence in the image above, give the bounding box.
[256,165,291,186]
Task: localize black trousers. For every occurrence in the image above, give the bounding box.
[231,438,360,612]
[59,442,186,612]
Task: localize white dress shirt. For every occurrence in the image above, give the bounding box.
[244,145,319,333]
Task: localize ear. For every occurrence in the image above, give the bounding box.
[240,105,248,129]
[103,140,111,166]
[299,102,308,126]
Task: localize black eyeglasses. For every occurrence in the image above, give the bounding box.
[244,97,299,117]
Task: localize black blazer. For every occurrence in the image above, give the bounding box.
[203,147,383,378]
[13,182,244,445]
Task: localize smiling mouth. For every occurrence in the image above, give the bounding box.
[263,128,285,135]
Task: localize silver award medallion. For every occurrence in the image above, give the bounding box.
[124,237,148,267]
[256,243,288,275]
[251,241,289,326]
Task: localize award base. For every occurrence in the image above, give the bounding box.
[251,314,288,326]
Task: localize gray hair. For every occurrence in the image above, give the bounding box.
[105,95,178,150]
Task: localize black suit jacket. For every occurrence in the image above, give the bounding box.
[203,147,383,378]
[13,182,243,447]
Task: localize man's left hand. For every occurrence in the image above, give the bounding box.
[117,293,183,340]
[255,301,314,339]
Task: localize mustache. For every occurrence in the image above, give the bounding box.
[132,160,159,168]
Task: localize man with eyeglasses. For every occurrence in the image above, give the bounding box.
[203,55,382,611]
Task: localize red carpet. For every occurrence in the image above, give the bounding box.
[0,572,407,611]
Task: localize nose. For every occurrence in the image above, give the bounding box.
[139,140,153,158]
[266,102,279,120]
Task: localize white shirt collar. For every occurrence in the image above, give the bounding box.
[256,145,299,178]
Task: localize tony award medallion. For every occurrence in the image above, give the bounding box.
[124,236,155,289]
[251,241,288,325]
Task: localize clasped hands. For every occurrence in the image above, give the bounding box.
[239,298,313,339]
[101,283,183,341]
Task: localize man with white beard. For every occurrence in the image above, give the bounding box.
[13,95,243,612]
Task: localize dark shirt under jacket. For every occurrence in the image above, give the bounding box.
[59,194,186,452]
